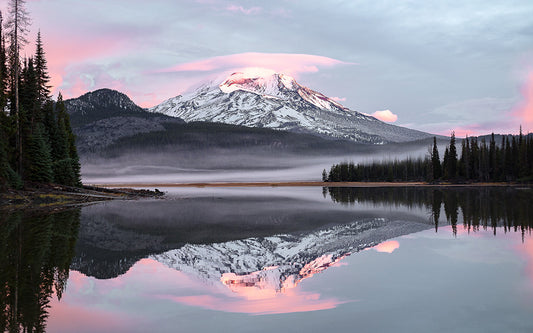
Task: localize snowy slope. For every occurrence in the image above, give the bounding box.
[151,218,429,291]
[149,69,432,144]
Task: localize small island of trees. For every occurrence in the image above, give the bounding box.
[0,0,81,190]
[324,130,533,183]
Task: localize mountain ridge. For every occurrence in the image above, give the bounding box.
[148,70,434,144]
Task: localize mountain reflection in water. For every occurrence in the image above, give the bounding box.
[2,186,533,331]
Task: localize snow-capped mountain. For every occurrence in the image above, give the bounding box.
[149,69,433,144]
[151,218,429,292]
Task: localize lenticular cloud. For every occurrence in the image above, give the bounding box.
[161,52,354,77]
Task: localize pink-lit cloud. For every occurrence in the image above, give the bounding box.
[47,301,130,333]
[163,292,346,315]
[161,52,354,77]
[331,96,347,102]
[512,71,533,133]
[372,110,398,123]
[373,240,400,253]
[226,4,262,15]
[516,237,533,285]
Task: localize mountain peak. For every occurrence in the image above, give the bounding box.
[218,68,348,112]
[219,68,298,97]
[75,88,139,109]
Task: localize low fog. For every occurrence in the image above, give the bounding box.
[81,141,443,184]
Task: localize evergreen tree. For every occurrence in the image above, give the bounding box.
[443,147,450,179]
[52,93,81,186]
[0,115,13,189]
[431,137,441,180]
[447,131,458,179]
[5,0,31,176]
[23,122,52,183]
[489,133,497,181]
[34,31,50,105]
[63,104,81,186]
[0,12,7,110]
[20,56,39,131]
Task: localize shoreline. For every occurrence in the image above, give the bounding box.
[87,181,529,188]
[0,184,164,211]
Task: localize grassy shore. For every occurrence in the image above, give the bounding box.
[0,183,164,210]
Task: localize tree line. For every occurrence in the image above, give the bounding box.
[0,0,81,190]
[324,130,533,183]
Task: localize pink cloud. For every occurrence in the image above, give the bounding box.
[162,52,354,77]
[163,292,346,315]
[226,4,262,15]
[331,96,347,102]
[373,240,400,253]
[372,109,398,123]
[512,71,533,133]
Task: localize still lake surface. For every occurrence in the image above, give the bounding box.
[2,186,533,332]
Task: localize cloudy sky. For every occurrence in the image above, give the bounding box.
[5,0,533,135]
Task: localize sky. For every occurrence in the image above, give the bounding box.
[3,0,533,136]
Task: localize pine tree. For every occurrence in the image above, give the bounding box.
[63,105,81,186]
[489,133,497,181]
[0,12,8,110]
[20,56,39,131]
[5,0,31,176]
[431,137,441,180]
[0,114,11,189]
[447,131,458,179]
[23,121,53,183]
[443,147,450,180]
[52,93,81,186]
[34,31,50,105]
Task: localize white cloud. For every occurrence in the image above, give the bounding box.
[372,110,398,122]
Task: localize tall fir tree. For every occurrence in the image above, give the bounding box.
[5,0,31,176]
[447,131,458,179]
[52,93,81,186]
[489,133,497,180]
[431,137,441,180]
[443,147,450,179]
[24,121,53,183]
[34,30,50,105]
[0,11,7,110]
[20,57,39,131]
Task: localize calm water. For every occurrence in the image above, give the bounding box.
[2,186,533,332]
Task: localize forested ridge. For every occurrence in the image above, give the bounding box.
[325,131,533,183]
[0,1,81,190]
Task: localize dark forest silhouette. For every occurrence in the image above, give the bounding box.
[325,131,533,183]
[0,1,81,190]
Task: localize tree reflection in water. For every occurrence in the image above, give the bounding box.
[0,208,80,333]
[327,187,533,239]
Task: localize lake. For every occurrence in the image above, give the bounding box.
[2,186,533,332]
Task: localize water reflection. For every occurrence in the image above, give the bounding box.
[149,218,424,314]
[0,208,80,332]
[327,187,533,238]
[4,186,533,331]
